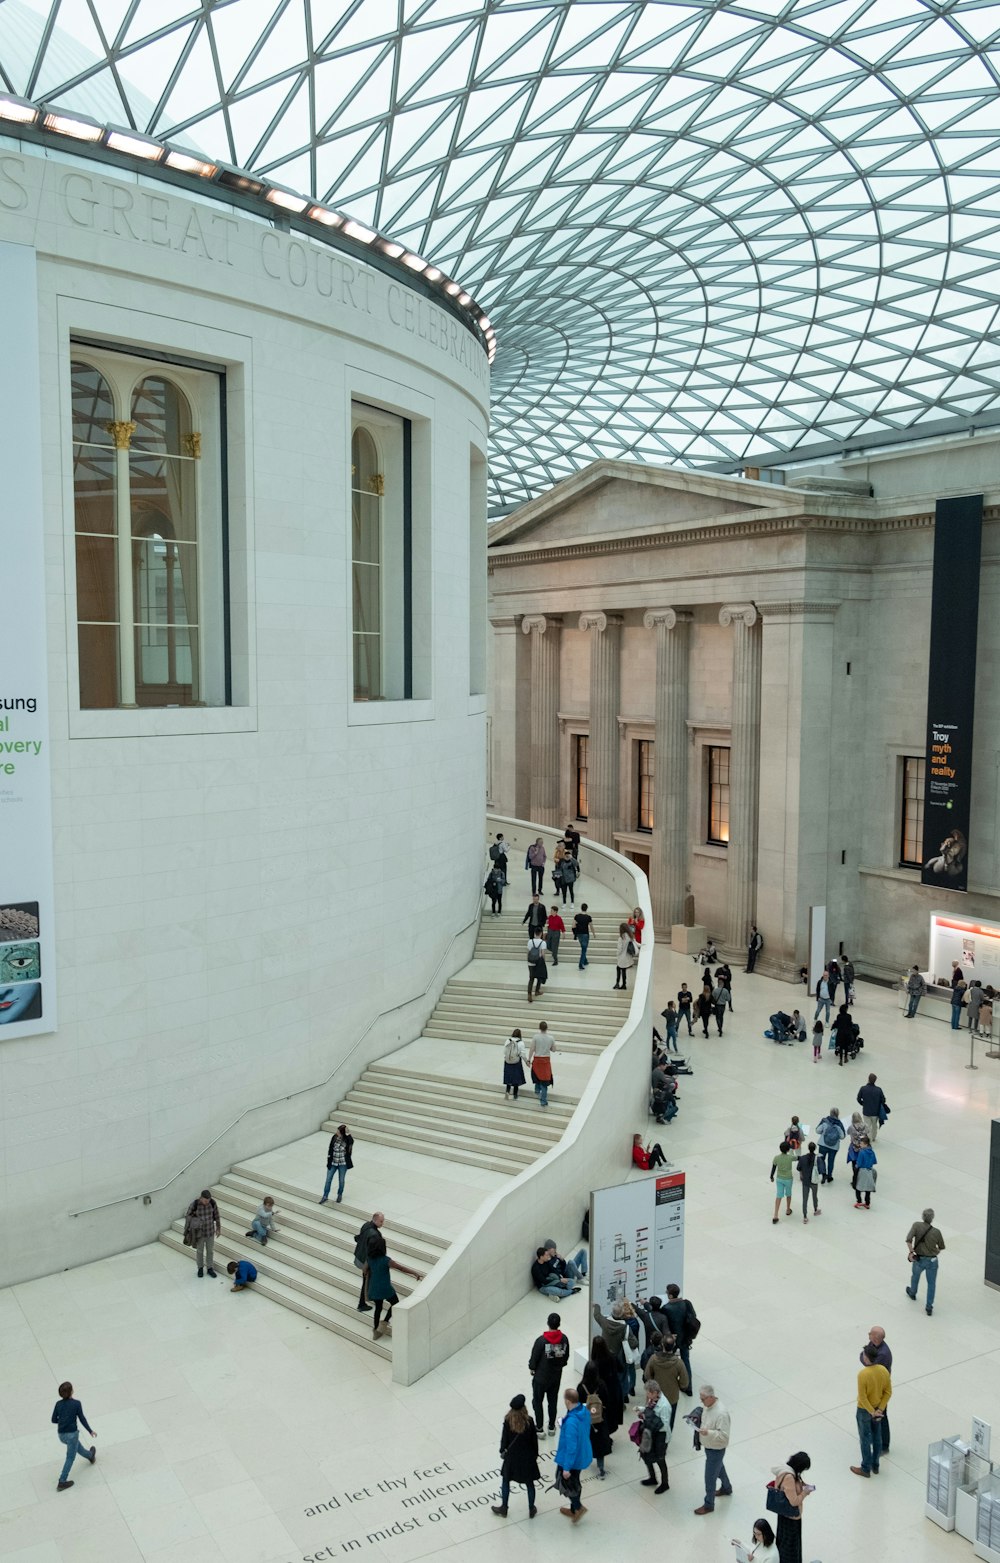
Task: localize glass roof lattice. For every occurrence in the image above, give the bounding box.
[3,0,1000,511]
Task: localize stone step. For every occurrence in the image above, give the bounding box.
[324,1109,541,1168]
[215,1175,444,1269]
[338,1088,563,1148]
[196,1205,423,1300]
[227,1167,452,1247]
[324,1120,526,1174]
[446,980,630,1009]
[364,1061,580,1110]
[352,1071,576,1122]
[420,1026,604,1054]
[427,1000,619,1036]
[158,1228,392,1359]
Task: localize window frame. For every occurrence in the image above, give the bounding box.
[707,743,731,846]
[69,340,228,711]
[350,400,412,704]
[636,737,654,833]
[574,732,590,822]
[899,754,926,868]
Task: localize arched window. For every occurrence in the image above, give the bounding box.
[70,350,221,709]
[72,362,119,708]
[351,425,382,699]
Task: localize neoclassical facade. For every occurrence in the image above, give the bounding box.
[487,449,1000,978]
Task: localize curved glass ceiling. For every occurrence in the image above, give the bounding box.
[4,0,1000,511]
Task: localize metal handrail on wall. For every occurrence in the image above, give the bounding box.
[68,907,480,1219]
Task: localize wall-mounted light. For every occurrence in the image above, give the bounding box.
[0,95,38,125]
[164,148,217,177]
[266,185,309,214]
[343,218,376,244]
[105,127,164,160]
[215,164,265,196]
[308,204,343,227]
[42,107,103,141]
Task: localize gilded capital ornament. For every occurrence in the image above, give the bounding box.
[183,431,202,459]
[367,472,385,496]
[719,603,759,628]
[105,420,136,450]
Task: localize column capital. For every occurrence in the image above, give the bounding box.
[719,602,759,628]
[578,611,623,633]
[520,614,563,635]
[643,608,693,631]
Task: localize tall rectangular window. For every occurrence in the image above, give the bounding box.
[574,734,589,821]
[71,348,225,709]
[900,756,925,867]
[351,402,410,701]
[707,745,730,845]
[636,739,654,832]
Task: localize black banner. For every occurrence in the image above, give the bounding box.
[920,494,983,892]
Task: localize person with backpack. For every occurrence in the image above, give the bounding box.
[663,1283,700,1395]
[797,1142,821,1223]
[502,1028,527,1099]
[558,852,580,904]
[491,1394,540,1518]
[638,1379,672,1493]
[746,924,764,972]
[816,1108,846,1182]
[484,863,504,914]
[643,1332,689,1429]
[526,930,548,1002]
[489,833,510,883]
[614,922,636,991]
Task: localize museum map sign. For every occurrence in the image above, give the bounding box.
[921,494,983,894]
[0,242,56,1037]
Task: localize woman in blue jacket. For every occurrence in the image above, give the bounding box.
[554,1387,593,1523]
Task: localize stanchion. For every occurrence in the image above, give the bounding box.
[967,1030,978,1070]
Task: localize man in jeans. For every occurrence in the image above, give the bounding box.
[906,1207,946,1315]
[51,1381,96,1492]
[573,904,592,968]
[693,1384,732,1513]
[851,1345,892,1477]
[904,964,927,1017]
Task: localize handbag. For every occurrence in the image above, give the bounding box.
[765,1479,799,1517]
[628,1419,643,1446]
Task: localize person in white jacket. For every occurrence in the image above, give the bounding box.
[614,923,636,992]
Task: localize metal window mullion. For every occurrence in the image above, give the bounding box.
[115,445,136,706]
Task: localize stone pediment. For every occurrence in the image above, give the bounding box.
[488,459,801,550]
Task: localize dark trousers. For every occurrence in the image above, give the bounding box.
[648,1142,666,1168]
[818,1146,838,1181]
[641,1454,669,1488]
[372,1298,392,1329]
[746,949,757,972]
[801,1180,819,1216]
[615,966,629,989]
[560,883,575,903]
[530,867,544,893]
[679,1341,692,1392]
[714,1004,725,1034]
[776,1513,802,1563]
[532,1379,559,1431]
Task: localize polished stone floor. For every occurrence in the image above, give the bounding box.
[0,944,994,1563]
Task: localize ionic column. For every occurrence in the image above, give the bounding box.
[720,603,762,950]
[643,608,692,932]
[578,611,623,846]
[520,615,562,824]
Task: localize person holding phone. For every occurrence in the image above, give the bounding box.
[769,1452,813,1563]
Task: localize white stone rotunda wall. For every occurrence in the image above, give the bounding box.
[0,142,489,1284]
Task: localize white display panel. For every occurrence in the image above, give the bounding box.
[0,242,56,1038]
[590,1170,686,1307]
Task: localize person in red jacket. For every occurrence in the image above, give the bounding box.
[633,1134,667,1170]
[546,907,566,965]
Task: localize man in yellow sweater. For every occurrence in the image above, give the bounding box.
[851,1345,892,1477]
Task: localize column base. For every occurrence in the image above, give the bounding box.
[670,924,707,954]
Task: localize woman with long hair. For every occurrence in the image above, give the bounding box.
[491,1394,540,1518]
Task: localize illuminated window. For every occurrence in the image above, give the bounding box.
[637,739,654,832]
[707,745,730,845]
[900,756,925,867]
[351,403,411,701]
[574,734,589,821]
[71,349,224,709]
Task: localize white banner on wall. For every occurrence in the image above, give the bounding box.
[590,1170,686,1308]
[0,242,56,1038]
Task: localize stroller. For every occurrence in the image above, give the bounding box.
[835,1022,864,1062]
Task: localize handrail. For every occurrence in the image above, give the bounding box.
[68,906,481,1218]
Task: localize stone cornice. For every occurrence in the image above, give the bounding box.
[486,505,998,571]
